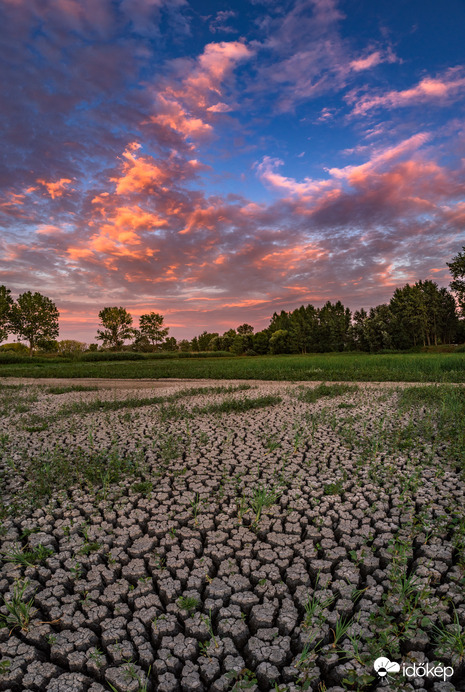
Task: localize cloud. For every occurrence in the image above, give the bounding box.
[206,102,234,113]
[351,66,465,115]
[37,178,73,199]
[350,47,399,72]
[209,10,237,34]
[251,0,397,112]
[254,0,348,110]
[121,0,189,36]
[1,0,464,340]
[327,132,431,183]
[5,127,461,333]
[148,41,252,141]
[256,156,335,199]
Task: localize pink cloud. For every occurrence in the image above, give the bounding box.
[207,102,234,113]
[35,224,63,235]
[350,47,399,72]
[327,132,431,183]
[351,67,465,115]
[148,41,252,141]
[149,95,213,141]
[256,156,335,198]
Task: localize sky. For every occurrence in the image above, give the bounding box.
[1,0,465,342]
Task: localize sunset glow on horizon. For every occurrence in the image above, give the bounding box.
[1,0,465,342]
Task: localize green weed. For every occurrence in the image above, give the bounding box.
[1,543,53,567]
[249,484,281,523]
[432,606,465,664]
[297,383,359,403]
[177,596,200,614]
[0,579,37,633]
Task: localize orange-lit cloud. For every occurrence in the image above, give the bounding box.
[37,178,73,199]
[112,144,168,194]
[0,191,25,207]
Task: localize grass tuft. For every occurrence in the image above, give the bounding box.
[298,383,359,403]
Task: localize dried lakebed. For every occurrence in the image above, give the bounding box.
[0,381,464,692]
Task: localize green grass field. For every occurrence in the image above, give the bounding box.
[0,351,465,381]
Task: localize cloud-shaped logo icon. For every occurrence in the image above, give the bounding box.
[374,657,401,677]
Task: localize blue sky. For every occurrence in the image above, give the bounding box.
[1,0,464,340]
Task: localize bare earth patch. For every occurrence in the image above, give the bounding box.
[0,381,464,691]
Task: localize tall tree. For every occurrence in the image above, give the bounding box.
[220,329,236,351]
[390,281,457,348]
[164,336,178,352]
[0,285,13,344]
[317,301,352,351]
[236,324,254,351]
[349,308,369,351]
[139,312,169,349]
[236,324,254,335]
[269,329,290,354]
[389,284,425,348]
[96,307,133,349]
[9,291,59,356]
[252,330,270,355]
[197,331,218,351]
[447,246,465,315]
[364,304,395,351]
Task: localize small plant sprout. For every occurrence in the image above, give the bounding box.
[0,659,11,675]
[236,495,248,524]
[200,609,218,649]
[226,667,258,691]
[1,543,54,567]
[70,560,82,580]
[177,596,200,615]
[123,659,139,681]
[89,648,105,668]
[190,492,201,524]
[331,618,353,649]
[249,484,281,524]
[432,606,465,664]
[0,579,37,634]
[152,551,165,570]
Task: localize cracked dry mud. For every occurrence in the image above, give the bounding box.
[0,380,464,692]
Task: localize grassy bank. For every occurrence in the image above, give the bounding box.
[0,351,464,381]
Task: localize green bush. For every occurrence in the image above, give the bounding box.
[0,342,29,354]
[143,351,233,359]
[174,351,232,359]
[0,353,29,364]
[80,351,145,362]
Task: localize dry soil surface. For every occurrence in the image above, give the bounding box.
[0,381,464,691]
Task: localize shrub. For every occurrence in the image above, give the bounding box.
[0,342,29,354]
[56,340,87,358]
[80,351,145,362]
[0,353,30,364]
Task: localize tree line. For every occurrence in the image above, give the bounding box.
[1,246,465,356]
